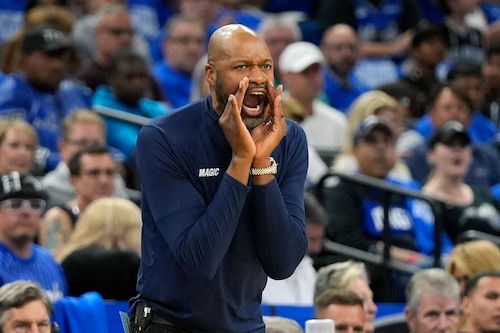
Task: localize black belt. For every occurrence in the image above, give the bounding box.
[150,312,189,333]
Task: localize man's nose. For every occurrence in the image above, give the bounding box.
[248,66,266,84]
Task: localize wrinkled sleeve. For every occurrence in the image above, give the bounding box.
[251,125,309,280]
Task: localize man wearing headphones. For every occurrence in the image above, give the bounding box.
[0,280,59,333]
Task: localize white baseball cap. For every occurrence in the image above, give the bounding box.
[279,41,325,73]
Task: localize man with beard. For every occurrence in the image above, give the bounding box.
[0,25,92,173]
[0,172,68,301]
[129,24,308,333]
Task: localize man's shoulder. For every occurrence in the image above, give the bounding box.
[0,74,31,102]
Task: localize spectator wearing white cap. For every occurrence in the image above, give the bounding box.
[279,41,348,155]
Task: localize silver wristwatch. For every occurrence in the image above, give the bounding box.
[249,157,278,176]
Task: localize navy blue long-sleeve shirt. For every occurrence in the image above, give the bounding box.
[130,96,308,333]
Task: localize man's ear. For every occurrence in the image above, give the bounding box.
[404,305,415,331]
[205,64,216,87]
[426,150,436,165]
[461,296,471,316]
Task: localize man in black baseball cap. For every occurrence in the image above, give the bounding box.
[428,120,471,150]
[0,171,67,300]
[20,25,75,92]
[0,24,92,174]
[0,171,48,202]
[21,24,73,55]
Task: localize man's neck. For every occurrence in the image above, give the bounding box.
[0,237,33,259]
[329,65,350,81]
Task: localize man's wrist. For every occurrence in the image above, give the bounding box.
[250,157,277,176]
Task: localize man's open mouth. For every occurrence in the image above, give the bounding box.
[242,88,267,117]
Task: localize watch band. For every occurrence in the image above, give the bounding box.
[249,157,278,176]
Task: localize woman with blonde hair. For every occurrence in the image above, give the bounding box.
[332,90,412,181]
[314,260,378,333]
[446,239,500,330]
[58,197,142,300]
[446,239,500,295]
[0,118,38,175]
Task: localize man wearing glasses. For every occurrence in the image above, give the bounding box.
[40,145,116,256]
[0,171,68,302]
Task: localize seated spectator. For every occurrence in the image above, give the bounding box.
[0,280,57,333]
[262,192,329,306]
[92,50,171,163]
[75,4,164,101]
[280,96,328,189]
[446,240,500,297]
[437,0,486,68]
[256,13,302,86]
[263,316,304,333]
[321,116,451,301]
[317,0,423,60]
[152,14,207,109]
[320,24,369,114]
[1,5,76,75]
[482,40,500,128]
[0,118,37,175]
[279,41,348,153]
[446,239,500,330]
[447,62,498,144]
[314,260,377,333]
[412,70,496,145]
[72,0,151,66]
[39,145,117,256]
[461,271,500,333]
[314,289,365,333]
[422,121,500,244]
[405,84,500,188]
[332,90,413,182]
[58,197,141,300]
[41,110,129,208]
[317,0,423,89]
[395,21,448,119]
[0,171,67,300]
[405,268,461,333]
[0,25,92,172]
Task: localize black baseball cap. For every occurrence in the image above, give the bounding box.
[21,25,72,54]
[428,121,470,149]
[353,115,394,145]
[0,172,48,201]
